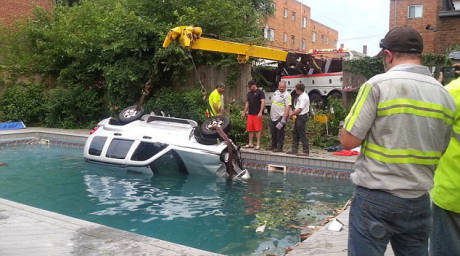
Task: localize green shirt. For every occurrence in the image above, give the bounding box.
[209,89,222,116]
[431,77,460,213]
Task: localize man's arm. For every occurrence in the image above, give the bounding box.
[241,101,249,119]
[339,128,362,150]
[258,99,265,119]
[340,83,378,149]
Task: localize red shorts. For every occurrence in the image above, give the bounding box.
[247,114,263,132]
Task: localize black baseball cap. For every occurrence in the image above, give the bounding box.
[378,26,423,56]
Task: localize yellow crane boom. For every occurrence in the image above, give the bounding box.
[162,26,289,63]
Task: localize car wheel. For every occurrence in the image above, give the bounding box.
[309,92,325,111]
[118,105,144,124]
[328,91,342,100]
[200,115,231,139]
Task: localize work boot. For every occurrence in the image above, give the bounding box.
[286,150,298,155]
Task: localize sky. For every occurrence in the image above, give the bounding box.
[302,0,390,56]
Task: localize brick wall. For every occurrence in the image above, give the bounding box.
[0,0,53,25]
[436,16,460,53]
[389,0,460,53]
[310,20,338,50]
[262,0,338,53]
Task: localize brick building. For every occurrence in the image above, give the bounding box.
[261,0,338,53]
[0,0,52,25]
[389,0,460,53]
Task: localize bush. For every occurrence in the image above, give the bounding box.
[0,83,47,125]
[227,103,247,145]
[343,57,384,79]
[143,87,207,123]
[45,86,106,128]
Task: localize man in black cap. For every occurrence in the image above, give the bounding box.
[340,26,456,256]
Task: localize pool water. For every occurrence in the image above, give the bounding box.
[0,144,353,255]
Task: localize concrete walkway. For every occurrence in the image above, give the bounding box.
[0,198,221,256]
[288,206,395,256]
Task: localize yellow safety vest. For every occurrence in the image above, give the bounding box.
[431,77,460,213]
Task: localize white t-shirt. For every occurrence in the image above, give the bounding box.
[294,92,310,115]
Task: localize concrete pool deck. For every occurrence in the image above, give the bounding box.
[0,127,363,255]
[287,206,395,256]
[0,198,221,256]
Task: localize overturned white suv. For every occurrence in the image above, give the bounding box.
[83,106,249,179]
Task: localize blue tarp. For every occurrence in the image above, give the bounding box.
[0,121,26,130]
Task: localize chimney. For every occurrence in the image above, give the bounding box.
[340,43,344,49]
[363,45,368,56]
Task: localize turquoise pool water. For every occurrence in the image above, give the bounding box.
[0,144,353,255]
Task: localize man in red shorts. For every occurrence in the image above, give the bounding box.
[241,80,265,149]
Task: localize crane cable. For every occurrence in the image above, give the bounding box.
[187,49,207,102]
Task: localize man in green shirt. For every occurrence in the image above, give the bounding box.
[208,83,225,116]
[430,55,460,256]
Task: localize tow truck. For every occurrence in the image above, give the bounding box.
[162,26,353,108]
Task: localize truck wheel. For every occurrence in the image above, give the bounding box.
[309,93,325,110]
[328,91,342,100]
[200,115,231,139]
[119,105,144,124]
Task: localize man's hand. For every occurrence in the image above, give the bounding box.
[280,116,287,125]
[257,112,263,119]
[241,112,246,120]
[455,63,460,75]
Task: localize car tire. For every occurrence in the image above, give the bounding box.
[193,128,218,145]
[309,92,325,110]
[328,91,342,100]
[200,115,231,139]
[118,105,144,124]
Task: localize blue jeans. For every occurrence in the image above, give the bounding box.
[348,186,431,256]
[430,202,460,256]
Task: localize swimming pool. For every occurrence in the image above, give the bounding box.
[0,144,353,255]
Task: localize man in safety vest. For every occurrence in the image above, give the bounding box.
[208,83,225,116]
[340,26,456,256]
[430,55,460,256]
[269,81,291,152]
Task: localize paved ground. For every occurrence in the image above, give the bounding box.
[289,206,395,256]
[0,198,221,256]
[0,127,90,136]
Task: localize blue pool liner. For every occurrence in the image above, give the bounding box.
[0,121,26,130]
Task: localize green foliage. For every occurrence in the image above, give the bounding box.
[0,83,47,124]
[422,53,451,67]
[251,65,276,91]
[343,57,384,79]
[45,86,106,128]
[143,87,207,123]
[308,97,347,148]
[228,104,247,145]
[445,45,460,54]
[0,0,273,128]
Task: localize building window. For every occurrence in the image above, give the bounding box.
[284,8,288,18]
[268,29,275,41]
[326,37,329,45]
[283,33,288,43]
[291,35,295,46]
[301,39,306,50]
[302,16,307,28]
[312,32,316,43]
[321,34,324,43]
[292,12,296,21]
[408,5,423,18]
